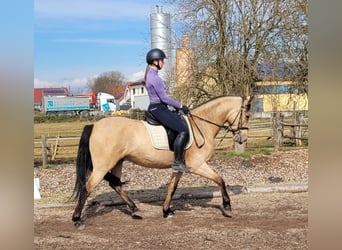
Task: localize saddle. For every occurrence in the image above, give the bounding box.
[142,111,193,150]
[144,111,161,126]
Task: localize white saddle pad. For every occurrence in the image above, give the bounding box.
[142,116,193,150]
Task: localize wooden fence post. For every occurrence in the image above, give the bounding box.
[273,113,283,151]
[41,135,48,168]
[295,112,303,146]
[234,141,245,154]
[52,136,60,160]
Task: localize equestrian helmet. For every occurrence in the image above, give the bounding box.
[146,48,167,64]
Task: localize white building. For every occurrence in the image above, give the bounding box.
[122,81,150,110]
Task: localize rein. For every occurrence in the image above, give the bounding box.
[187,100,249,148]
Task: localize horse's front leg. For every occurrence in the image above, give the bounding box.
[104,160,139,217]
[162,171,183,218]
[191,162,232,217]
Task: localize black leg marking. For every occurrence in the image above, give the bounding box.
[104,172,125,187]
[163,207,174,218]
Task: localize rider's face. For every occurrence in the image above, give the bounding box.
[152,59,165,70]
[158,59,164,68]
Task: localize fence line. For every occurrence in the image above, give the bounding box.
[272,112,308,149]
[34,115,308,167]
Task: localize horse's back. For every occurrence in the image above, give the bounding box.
[92,116,142,138]
[89,116,173,168]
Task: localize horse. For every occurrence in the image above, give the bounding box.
[71,95,254,226]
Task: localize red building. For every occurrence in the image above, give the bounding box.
[34,87,69,109]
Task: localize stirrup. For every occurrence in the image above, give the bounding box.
[172,162,191,173]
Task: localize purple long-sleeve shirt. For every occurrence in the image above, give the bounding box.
[145,68,181,108]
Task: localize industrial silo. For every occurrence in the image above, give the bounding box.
[150,5,173,90]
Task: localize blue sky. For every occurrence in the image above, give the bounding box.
[34,0,173,94]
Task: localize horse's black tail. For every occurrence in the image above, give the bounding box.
[71,124,94,202]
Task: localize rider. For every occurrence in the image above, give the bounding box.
[144,48,191,173]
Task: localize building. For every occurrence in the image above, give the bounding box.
[252,80,308,117]
[176,36,194,87]
[34,87,69,110]
[175,35,195,103]
[120,81,149,110]
[150,5,173,90]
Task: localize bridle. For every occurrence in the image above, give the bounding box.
[187,98,249,148]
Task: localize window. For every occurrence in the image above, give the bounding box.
[254,85,288,94]
[253,83,306,95]
[252,98,264,112]
[277,85,288,93]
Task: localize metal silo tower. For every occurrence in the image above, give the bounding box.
[150,5,173,91]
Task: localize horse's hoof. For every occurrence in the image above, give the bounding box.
[74,220,85,229]
[128,205,141,219]
[163,208,174,218]
[221,207,232,218]
[131,211,142,220]
[77,224,86,230]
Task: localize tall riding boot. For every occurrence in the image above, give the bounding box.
[172,131,191,173]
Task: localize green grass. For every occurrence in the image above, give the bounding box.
[216,151,252,158]
[247,147,274,155]
[35,192,74,204]
[214,145,307,159]
[215,147,273,159]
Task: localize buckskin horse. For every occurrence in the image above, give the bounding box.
[72,95,253,226]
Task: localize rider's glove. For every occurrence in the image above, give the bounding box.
[181,105,190,115]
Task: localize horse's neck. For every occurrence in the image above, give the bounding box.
[192,97,240,137]
[191,106,225,138]
[197,99,237,124]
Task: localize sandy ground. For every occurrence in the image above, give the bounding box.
[34,149,308,249]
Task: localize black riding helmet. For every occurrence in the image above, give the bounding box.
[146,48,167,64]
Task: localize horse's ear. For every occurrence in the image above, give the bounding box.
[245,95,254,111]
[247,95,254,104]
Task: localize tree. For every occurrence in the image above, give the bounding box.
[87,71,126,96]
[167,0,308,105]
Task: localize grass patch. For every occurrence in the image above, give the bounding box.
[216,151,251,159]
[35,192,74,204]
[215,146,278,159]
[247,147,274,155]
[34,114,104,123]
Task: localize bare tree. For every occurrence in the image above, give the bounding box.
[166,0,308,104]
[87,71,126,96]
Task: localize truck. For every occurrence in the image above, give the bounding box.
[96,92,117,112]
[42,92,117,116]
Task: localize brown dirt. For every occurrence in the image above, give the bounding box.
[34,149,308,249]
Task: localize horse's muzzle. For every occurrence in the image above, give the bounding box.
[234,133,247,144]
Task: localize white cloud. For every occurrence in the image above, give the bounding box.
[128,70,144,82]
[34,78,58,88]
[35,69,145,94]
[34,77,91,94]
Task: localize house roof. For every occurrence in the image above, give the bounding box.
[34,87,69,103]
[129,80,145,87]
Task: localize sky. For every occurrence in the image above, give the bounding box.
[34,0,174,94]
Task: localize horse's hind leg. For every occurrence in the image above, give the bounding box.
[104,160,139,216]
[191,162,232,217]
[72,169,108,225]
[163,171,183,218]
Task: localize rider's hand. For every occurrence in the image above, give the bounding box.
[181,105,190,115]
